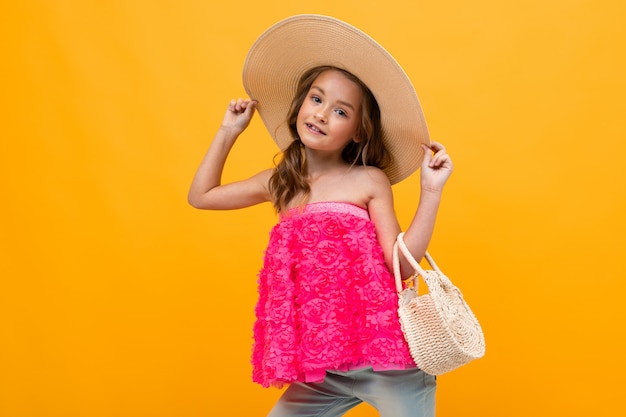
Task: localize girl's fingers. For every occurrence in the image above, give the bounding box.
[421,142,452,169]
[229,98,256,113]
[243,100,257,115]
[431,149,446,165]
[431,152,450,168]
[421,144,432,166]
[428,141,446,152]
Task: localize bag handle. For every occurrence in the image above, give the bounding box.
[392,232,442,293]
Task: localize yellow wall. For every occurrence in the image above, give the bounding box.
[1,1,625,416]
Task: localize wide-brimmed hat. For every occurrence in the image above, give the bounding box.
[242,14,429,184]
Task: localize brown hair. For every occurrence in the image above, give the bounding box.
[268,66,388,212]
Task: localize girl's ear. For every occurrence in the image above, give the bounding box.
[353,136,362,143]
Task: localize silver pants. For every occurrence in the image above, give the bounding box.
[267,367,436,417]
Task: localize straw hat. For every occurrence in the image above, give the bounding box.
[242,14,429,184]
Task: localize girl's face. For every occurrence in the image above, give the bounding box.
[296,70,363,155]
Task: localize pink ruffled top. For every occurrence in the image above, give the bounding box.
[252,202,414,388]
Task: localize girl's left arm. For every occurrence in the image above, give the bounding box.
[401,142,453,266]
[369,142,453,278]
[368,142,453,277]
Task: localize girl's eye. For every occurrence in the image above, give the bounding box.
[312,96,321,103]
[335,109,347,117]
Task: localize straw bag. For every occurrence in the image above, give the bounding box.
[392,233,485,375]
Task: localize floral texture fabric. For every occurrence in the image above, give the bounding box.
[252,202,414,388]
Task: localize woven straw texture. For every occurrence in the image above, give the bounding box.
[392,233,485,375]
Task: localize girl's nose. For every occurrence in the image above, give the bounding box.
[314,108,328,123]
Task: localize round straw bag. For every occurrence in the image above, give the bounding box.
[392,233,485,375]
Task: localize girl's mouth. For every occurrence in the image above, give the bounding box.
[306,123,326,135]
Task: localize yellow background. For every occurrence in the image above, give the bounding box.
[1,1,625,416]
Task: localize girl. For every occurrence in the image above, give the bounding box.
[188,15,453,417]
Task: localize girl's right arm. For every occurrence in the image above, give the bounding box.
[187,98,272,210]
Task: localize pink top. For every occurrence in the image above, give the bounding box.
[252,202,415,388]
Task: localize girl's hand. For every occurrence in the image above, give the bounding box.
[221,98,257,136]
[420,142,453,193]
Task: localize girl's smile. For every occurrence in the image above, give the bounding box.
[304,122,326,135]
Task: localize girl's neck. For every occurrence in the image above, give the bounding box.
[304,148,351,181]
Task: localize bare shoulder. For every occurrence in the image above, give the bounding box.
[350,164,389,182]
[352,165,392,197]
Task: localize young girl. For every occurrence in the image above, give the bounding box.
[188,15,453,417]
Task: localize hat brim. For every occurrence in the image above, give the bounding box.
[242,14,429,184]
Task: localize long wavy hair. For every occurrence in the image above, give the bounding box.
[269,66,388,212]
